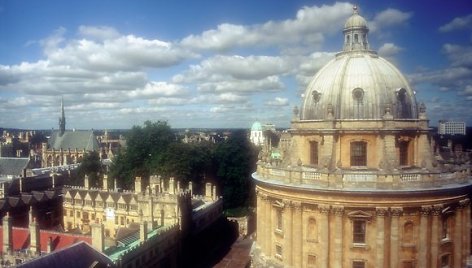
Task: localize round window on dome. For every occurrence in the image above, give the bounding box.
[352,88,364,101]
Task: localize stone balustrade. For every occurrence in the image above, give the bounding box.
[255,163,471,191]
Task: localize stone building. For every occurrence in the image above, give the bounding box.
[252,6,472,268]
[41,98,99,168]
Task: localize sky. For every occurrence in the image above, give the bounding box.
[0,0,472,130]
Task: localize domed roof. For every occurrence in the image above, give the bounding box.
[344,6,367,29]
[299,6,418,121]
[251,121,263,131]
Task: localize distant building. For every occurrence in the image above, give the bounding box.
[250,121,276,146]
[253,6,472,268]
[41,99,99,168]
[438,120,466,135]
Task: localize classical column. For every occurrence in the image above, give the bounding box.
[453,203,462,268]
[418,206,431,268]
[332,206,344,268]
[318,204,330,268]
[292,201,302,268]
[376,207,387,267]
[390,207,402,268]
[431,205,443,268]
[460,199,470,265]
[266,197,273,257]
[283,200,293,266]
[256,191,264,251]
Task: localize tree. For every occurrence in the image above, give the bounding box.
[76,151,102,187]
[214,130,258,209]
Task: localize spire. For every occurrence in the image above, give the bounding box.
[59,97,66,136]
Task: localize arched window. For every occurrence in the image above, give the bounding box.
[351,141,367,166]
[307,217,318,241]
[346,35,350,44]
[310,141,318,165]
[403,221,414,243]
[354,34,358,43]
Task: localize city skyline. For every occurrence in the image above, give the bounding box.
[1,0,472,130]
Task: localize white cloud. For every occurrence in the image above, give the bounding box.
[378,43,402,57]
[180,2,353,51]
[439,14,472,32]
[128,82,188,98]
[369,8,413,33]
[78,25,120,40]
[266,97,289,106]
[197,76,284,93]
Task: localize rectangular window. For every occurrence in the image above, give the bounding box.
[399,141,409,166]
[353,220,366,244]
[351,141,367,166]
[275,245,283,257]
[310,141,318,165]
[440,254,449,268]
[307,255,316,267]
[69,210,73,217]
[276,208,283,231]
[76,211,80,218]
[353,261,365,268]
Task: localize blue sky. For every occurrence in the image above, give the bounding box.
[1,0,471,129]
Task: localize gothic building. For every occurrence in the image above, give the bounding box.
[252,6,472,268]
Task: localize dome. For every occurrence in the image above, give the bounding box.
[344,6,367,29]
[299,7,418,120]
[251,121,263,131]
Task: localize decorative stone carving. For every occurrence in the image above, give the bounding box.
[318,204,330,214]
[332,206,344,216]
[432,204,443,216]
[420,206,431,216]
[376,207,388,217]
[391,207,403,217]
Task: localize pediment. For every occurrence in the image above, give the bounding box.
[347,210,372,219]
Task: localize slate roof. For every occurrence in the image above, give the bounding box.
[0,157,30,177]
[48,130,99,151]
[18,241,115,268]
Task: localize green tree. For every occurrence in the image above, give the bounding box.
[214,130,258,209]
[76,151,102,186]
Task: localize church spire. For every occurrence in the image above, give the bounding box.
[59,97,66,136]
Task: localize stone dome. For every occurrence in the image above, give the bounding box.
[300,7,418,120]
[251,121,263,131]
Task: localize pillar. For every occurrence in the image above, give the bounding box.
[283,200,293,266]
[418,206,431,268]
[266,197,273,257]
[169,177,175,194]
[431,205,442,268]
[135,176,142,193]
[3,212,12,253]
[318,205,330,268]
[102,174,108,190]
[256,191,264,251]
[332,206,344,267]
[91,221,104,252]
[376,207,387,267]
[453,204,462,268]
[460,199,470,266]
[188,181,193,195]
[205,182,211,199]
[292,201,302,268]
[140,220,148,242]
[390,207,402,268]
[29,217,40,254]
[84,174,89,189]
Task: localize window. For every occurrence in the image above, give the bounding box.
[440,254,450,268]
[310,141,319,165]
[351,141,367,166]
[307,218,317,241]
[403,222,414,244]
[353,261,365,268]
[69,210,73,217]
[353,220,366,244]
[96,201,103,208]
[276,208,283,231]
[275,245,283,258]
[399,141,409,166]
[307,255,316,267]
[76,211,81,218]
[354,34,358,43]
[441,216,452,240]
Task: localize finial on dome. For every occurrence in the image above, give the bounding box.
[353,5,359,14]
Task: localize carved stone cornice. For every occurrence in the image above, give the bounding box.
[376,207,388,217]
[292,201,302,211]
[420,206,432,216]
[318,204,330,214]
[390,207,403,217]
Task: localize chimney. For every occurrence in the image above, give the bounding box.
[102,174,108,190]
[114,178,117,191]
[84,174,90,189]
[135,177,142,193]
[2,212,12,253]
[205,182,212,199]
[29,217,40,255]
[188,181,193,195]
[91,221,104,252]
[169,177,175,194]
[47,237,53,253]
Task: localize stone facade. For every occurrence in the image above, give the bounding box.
[252,6,472,268]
